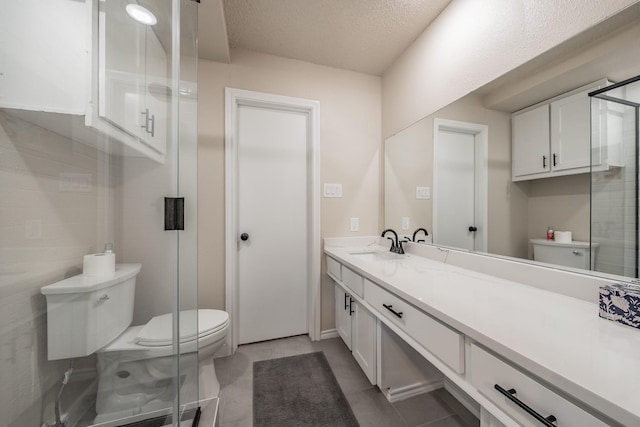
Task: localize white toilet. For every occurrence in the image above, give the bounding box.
[531,238,599,270]
[41,264,229,424]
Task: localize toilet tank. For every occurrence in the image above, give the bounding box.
[41,264,141,360]
[531,239,598,270]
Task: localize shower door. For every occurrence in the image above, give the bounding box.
[0,1,200,426]
[589,76,639,279]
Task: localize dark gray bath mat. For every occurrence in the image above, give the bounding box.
[253,351,359,427]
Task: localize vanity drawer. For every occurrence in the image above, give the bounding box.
[364,280,464,373]
[327,256,342,281]
[469,344,607,427]
[342,266,364,297]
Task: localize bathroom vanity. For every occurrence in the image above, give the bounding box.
[325,237,640,427]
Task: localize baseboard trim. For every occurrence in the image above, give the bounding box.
[444,378,481,419]
[384,379,444,403]
[320,329,339,339]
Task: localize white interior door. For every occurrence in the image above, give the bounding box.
[237,105,309,344]
[434,129,477,251]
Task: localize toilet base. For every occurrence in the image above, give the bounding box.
[94,352,220,425]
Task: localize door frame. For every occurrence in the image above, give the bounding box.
[225,88,321,353]
[433,118,488,252]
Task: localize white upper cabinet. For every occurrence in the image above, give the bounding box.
[99,0,168,155]
[0,0,88,114]
[512,79,620,181]
[0,0,168,163]
[512,104,550,179]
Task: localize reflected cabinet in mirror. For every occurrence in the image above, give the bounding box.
[384,6,640,279]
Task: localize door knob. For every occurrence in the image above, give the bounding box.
[240,233,249,241]
[468,226,478,232]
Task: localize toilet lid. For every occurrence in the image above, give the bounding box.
[135,309,229,347]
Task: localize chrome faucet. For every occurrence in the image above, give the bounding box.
[381,229,404,254]
[412,227,429,243]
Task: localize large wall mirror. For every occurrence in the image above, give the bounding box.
[384,4,640,279]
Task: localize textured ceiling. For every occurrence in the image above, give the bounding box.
[222,0,452,75]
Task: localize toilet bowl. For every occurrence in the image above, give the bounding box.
[41,264,229,425]
[94,309,229,424]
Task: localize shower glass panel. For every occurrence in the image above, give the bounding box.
[0,1,200,426]
[590,76,640,279]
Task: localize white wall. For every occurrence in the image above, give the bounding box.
[198,48,381,331]
[382,0,639,138]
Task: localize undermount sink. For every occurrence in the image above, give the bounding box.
[348,251,401,262]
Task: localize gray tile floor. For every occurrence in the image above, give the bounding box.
[214,335,479,427]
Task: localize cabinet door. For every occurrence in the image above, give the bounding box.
[335,286,352,350]
[352,301,377,385]
[141,25,169,155]
[99,0,146,139]
[512,104,550,179]
[0,0,87,114]
[550,89,596,171]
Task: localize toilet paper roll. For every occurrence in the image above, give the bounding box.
[83,253,115,277]
[555,231,572,243]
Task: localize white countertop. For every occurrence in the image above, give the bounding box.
[324,240,640,425]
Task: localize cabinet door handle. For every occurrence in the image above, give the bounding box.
[552,153,557,167]
[140,109,149,131]
[542,155,547,169]
[494,384,557,426]
[148,113,155,137]
[344,292,350,310]
[382,303,403,319]
[349,297,355,316]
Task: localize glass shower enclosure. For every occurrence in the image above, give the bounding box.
[590,75,640,279]
[1,0,201,426]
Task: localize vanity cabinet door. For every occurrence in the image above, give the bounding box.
[335,285,352,350]
[512,104,551,180]
[352,302,377,385]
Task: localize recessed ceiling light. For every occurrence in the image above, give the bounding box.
[126,3,157,26]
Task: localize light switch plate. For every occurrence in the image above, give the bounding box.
[416,186,430,199]
[350,217,359,232]
[323,183,343,198]
[402,217,410,230]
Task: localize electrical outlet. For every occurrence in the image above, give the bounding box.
[402,217,410,230]
[350,217,359,232]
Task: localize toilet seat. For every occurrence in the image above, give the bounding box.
[100,309,229,353]
[136,309,229,346]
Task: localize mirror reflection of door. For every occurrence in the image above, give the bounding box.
[433,119,488,252]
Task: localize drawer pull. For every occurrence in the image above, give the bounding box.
[382,303,403,319]
[495,384,558,426]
